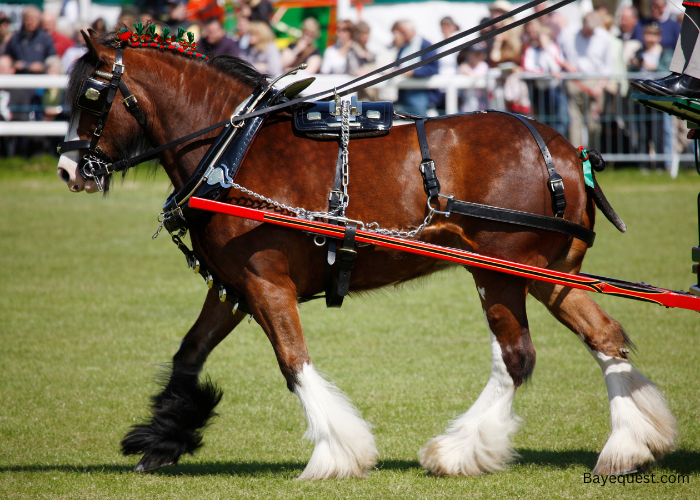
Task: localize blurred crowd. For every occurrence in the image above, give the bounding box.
[0,0,687,161]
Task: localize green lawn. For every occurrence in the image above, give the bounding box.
[1,161,699,499]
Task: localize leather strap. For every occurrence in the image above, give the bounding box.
[415,119,431,161]
[488,110,566,218]
[415,119,440,197]
[119,80,145,125]
[325,225,357,308]
[447,198,595,247]
[325,142,352,308]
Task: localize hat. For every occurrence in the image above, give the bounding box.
[489,1,513,13]
[468,41,488,53]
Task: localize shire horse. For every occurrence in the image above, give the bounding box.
[57,32,676,478]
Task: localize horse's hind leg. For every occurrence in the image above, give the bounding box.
[245,274,377,479]
[530,243,676,474]
[420,270,533,476]
[121,288,245,472]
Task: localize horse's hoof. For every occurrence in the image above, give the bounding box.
[134,456,174,472]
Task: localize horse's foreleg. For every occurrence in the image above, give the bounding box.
[245,276,377,479]
[420,270,533,476]
[121,288,245,472]
[530,244,676,475]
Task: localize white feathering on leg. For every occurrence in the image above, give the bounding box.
[588,348,676,475]
[420,317,520,476]
[294,363,377,479]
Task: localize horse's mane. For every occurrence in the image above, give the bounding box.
[67,30,268,106]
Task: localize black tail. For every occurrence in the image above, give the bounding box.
[585,150,627,233]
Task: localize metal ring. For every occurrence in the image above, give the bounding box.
[313,236,327,247]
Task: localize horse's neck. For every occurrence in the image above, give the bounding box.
[139,60,254,190]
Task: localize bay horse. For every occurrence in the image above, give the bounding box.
[57,32,676,478]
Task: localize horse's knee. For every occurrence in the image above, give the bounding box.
[534,285,633,359]
[484,305,536,387]
[173,290,245,368]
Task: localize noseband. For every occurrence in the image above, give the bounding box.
[57,47,146,192]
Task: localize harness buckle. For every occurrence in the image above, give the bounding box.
[328,189,343,202]
[549,178,565,192]
[124,94,137,107]
[112,61,125,75]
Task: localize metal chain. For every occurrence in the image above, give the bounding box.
[228,97,438,238]
[340,100,350,215]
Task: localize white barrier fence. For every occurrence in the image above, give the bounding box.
[0,71,695,176]
[0,73,487,136]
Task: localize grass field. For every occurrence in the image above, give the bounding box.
[1,159,699,499]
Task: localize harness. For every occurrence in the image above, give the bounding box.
[60,3,594,313]
[57,48,146,192]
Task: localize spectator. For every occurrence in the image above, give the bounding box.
[534,0,567,41]
[347,22,376,77]
[4,6,56,75]
[457,42,489,112]
[164,0,195,33]
[619,6,643,68]
[0,54,32,157]
[41,12,73,58]
[486,1,524,67]
[632,0,680,52]
[241,20,282,76]
[629,23,672,73]
[0,12,11,55]
[559,11,613,146]
[91,18,106,36]
[244,0,273,25]
[42,56,64,119]
[522,20,568,135]
[200,17,239,58]
[281,17,322,74]
[438,16,460,76]
[62,26,89,74]
[630,23,670,168]
[347,21,377,100]
[393,20,439,116]
[320,20,355,74]
[236,14,251,53]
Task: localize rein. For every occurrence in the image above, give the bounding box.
[59,0,575,185]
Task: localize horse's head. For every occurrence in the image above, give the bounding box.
[57,31,152,193]
[57,27,262,195]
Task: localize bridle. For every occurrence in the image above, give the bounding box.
[57,47,146,192]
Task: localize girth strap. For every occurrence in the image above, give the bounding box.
[325,144,355,308]
[415,119,440,198]
[488,110,566,218]
[447,198,595,247]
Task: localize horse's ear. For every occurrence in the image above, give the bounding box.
[81,29,109,63]
[81,30,96,55]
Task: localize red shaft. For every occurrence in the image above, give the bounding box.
[189,197,700,312]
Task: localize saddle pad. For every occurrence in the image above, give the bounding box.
[293,101,393,135]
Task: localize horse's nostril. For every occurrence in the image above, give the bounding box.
[58,167,70,183]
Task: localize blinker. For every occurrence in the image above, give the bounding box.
[76,77,109,115]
